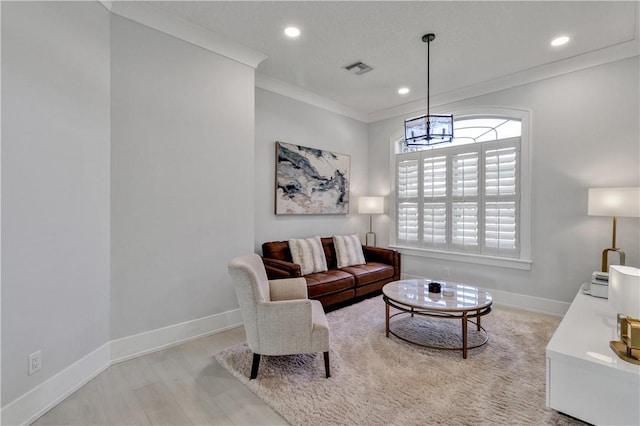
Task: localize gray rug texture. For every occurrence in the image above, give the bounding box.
[214,295,585,425]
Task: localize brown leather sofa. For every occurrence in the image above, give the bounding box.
[261,237,401,309]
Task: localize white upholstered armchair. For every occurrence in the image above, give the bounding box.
[228,253,330,379]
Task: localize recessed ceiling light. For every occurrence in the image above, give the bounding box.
[551,36,570,47]
[398,87,410,95]
[284,27,301,38]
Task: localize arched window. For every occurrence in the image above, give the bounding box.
[400,117,522,152]
[392,112,531,268]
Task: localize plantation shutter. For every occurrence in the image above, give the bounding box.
[422,156,447,246]
[397,155,419,245]
[451,152,479,251]
[484,143,519,256]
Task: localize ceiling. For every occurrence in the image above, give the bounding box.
[143,1,638,118]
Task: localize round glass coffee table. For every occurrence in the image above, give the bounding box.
[382,279,493,359]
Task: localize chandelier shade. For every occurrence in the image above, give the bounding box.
[404,33,453,146]
[405,114,453,146]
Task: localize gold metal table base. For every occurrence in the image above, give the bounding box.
[384,295,492,359]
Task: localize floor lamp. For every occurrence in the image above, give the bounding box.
[587,187,640,272]
[359,196,384,246]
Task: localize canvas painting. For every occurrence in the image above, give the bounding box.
[275,142,350,215]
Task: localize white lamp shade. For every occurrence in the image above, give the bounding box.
[609,265,640,319]
[587,187,640,217]
[359,196,384,214]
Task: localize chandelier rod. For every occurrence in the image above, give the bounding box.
[422,33,436,129]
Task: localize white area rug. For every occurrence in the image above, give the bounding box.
[214,295,584,425]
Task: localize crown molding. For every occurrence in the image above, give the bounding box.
[257,38,638,124]
[101,1,637,124]
[256,74,369,122]
[368,38,640,123]
[106,1,267,69]
[98,1,113,12]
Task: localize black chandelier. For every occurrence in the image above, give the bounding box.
[404,33,454,146]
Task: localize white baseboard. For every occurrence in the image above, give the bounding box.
[1,343,111,426]
[488,288,569,316]
[111,308,243,363]
[401,273,570,317]
[1,309,243,425]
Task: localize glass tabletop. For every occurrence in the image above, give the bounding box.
[382,279,492,312]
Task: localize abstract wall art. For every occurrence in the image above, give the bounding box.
[275,142,350,215]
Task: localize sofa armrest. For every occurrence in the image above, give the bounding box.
[262,257,302,279]
[269,278,308,301]
[363,246,401,280]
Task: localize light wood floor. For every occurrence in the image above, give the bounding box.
[32,326,288,425]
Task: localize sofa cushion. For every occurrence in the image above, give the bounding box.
[339,262,395,287]
[289,236,328,275]
[333,234,366,268]
[303,270,355,299]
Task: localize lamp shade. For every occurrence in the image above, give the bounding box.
[609,265,640,319]
[588,188,640,217]
[359,196,384,214]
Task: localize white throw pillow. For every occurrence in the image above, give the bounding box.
[289,236,328,275]
[333,234,366,268]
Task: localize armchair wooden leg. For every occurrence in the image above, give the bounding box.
[250,353,261,379]
[323,351,330,378]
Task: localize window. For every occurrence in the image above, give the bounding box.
[392,114,531,268]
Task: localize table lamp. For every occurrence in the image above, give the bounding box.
[608,265,640,364]
[359,196,384,246]
[587,187,640,272]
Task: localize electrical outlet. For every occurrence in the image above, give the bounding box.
[444,266,451,278]
[28,350,41,375]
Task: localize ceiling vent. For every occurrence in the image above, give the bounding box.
[344,61,373,76]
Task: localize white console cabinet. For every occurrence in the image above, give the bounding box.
[546,286,640,425]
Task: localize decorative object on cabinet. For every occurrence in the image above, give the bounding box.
[608,265,640,364]
[404,33,453,146]
[358,196,384,246]
[584,270,609,298]
[587,187,640,272]
[275,142,350,215]
[546,285,640,425]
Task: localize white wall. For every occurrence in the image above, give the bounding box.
[1,1,111,406]
[368,57,640,305]
[110,15,255,339]
[254,88,369,252]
